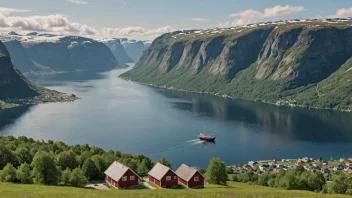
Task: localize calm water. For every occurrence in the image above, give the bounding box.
[1,66,352,168]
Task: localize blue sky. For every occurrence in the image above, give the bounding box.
[0,0,352,39]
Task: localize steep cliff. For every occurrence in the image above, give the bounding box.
[0,41,42,99]
[102,39,134,63]
[121,20,352,111]
[121,39,151,61]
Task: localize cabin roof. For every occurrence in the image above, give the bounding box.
[148,162,175,180]
[104,161,139,182]
[175,163,204,182]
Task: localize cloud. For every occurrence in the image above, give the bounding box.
[102,26,174,38]
[192,18,210,22]
[229,5,304,26]
[0,7,32,15]
[218,21,230,28]
[0,13,98,35]
[329,8,352,18]
[65,0,88,5]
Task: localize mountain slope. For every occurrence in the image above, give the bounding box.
[121,19,352,111]
[102,39,134,63]
[121,39,151,61]
[1,34,125,74]
[3,40,42,72]
[0,41,42,99]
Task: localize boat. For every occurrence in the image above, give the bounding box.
[199,133,216,141]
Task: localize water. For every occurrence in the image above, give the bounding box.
[1,66,352,168]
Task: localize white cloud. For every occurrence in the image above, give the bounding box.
[102,26,174,38]
[192,18,210,22]
[230,5,304,26]
[0,13,98,35]
[218,21,230,28]
[0,7,32,15]
[65,0,88,5]
[329,7,352,18]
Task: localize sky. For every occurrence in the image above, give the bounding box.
[0,0,352,40]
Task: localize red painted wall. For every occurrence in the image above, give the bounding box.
[117,169,140,188]
[149,175,161,186]
[178,177,188,186]
[160,170,178,187]
[187,171,204,188]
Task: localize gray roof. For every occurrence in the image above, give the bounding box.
[104,161,139,182]
[148,162,175,181]
[175,164,204,182]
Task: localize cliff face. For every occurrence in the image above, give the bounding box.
[0,41,41,99]
[102,39,134,63]
[121,21,352,111]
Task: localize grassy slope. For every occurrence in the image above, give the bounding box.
[0,182,348,198]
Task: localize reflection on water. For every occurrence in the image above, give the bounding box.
[1,67,352,167]
[160,89,352,143]
[0,106,31,131]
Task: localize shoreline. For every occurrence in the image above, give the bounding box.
[0,91,79,110]
[120,77,352,113]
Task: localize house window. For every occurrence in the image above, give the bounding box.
[166,176,171,181]
[130,176,135,180]
[194,176,199,182]
[174,176,177,180]
[122,176,127,181]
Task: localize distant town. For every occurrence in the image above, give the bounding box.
[229,157,352,176]
[0,90,78,109]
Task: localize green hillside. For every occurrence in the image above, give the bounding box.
[121,20,352,111]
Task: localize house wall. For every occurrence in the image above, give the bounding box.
[106,176,119,188]
[160,170,178,187]
[178,177,188,186]
[117,169,140,188]
[188,171,204,188]
[149,175,161,186]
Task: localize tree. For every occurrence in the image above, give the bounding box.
[31,151,59,185]
[258,174,269,186]
[69,168,88,187]
[56,150,79,170]
[16,163,33,184]
[82,158,99,180]
[60,168,72,186]
[137,158,153,177]
[0,163,17,182]
[0,145,16,169]
[197,168,206,175]
[91,155,105,179]
[205,158,227,185]
[79,151,92,166]
[156,158,172,168]
[15,147,32,165]
[226,167,234,174]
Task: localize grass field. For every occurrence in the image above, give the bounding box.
[0,181,349,198]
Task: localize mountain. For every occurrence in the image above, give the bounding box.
[121,18,352,111]
[120,38,151,62]
[3,40,42,72]
[0,34,125,74]
[0,41,42,99]
[102,39,134,63]
[8,31,20,36]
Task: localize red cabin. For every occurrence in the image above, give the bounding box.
[148,162,178,188]
[104,161,140,189]
[175,164,205,188]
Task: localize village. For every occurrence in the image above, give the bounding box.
[0,90,78,109]
[228,157,352,176]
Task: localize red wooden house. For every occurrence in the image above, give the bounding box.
[175,164,205,188]
[148,162,178,188]
[104,161,140,189]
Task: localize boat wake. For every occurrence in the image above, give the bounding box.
[142,139,203,156]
